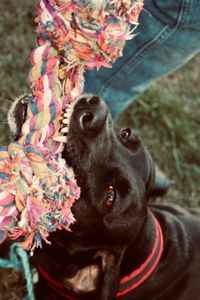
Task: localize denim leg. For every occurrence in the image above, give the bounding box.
[84,0,200,120]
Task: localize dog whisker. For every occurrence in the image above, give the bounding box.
[2,89,16,101]
[0,96,13,104]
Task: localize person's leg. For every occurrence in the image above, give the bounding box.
[84,0,200,120]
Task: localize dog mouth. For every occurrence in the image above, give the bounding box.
[62,263,100,294]
[61,250,113,295]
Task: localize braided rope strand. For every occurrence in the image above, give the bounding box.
[0,0,144,252]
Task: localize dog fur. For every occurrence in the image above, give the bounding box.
[7,95,200,300]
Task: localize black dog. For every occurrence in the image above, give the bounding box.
[7,95,200,300]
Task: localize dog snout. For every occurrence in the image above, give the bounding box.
[74,95,108,136]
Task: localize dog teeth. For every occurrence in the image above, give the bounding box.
[53,98,81,144]
[64,112,70,118]
[53,135,67,143]
[65,108,73,113]
[62,118,70,125]
[64,109,73,117]
[61,126,68,134]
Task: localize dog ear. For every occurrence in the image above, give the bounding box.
[145,150,170,198]
[7,95,28,141]
[144,149,156,199]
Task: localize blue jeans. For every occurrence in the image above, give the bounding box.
[84,0,200,120]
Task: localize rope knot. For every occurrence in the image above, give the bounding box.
[0,0,143,252]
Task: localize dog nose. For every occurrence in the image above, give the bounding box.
[74,95,108,136]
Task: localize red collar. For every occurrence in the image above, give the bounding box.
[37,212,163,299]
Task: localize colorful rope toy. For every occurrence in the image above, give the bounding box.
[0,0,144,254]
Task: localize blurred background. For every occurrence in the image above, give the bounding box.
[0,0,200,297]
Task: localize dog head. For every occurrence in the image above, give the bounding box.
[62,94,155,243]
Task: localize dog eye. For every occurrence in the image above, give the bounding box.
[120,128,131,141]
[106,185,116,207]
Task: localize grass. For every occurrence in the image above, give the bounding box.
[118,54,200,207]
[0,0,37,145]
[0,0,200,297]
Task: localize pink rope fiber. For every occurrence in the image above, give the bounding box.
[0,0,144,254]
